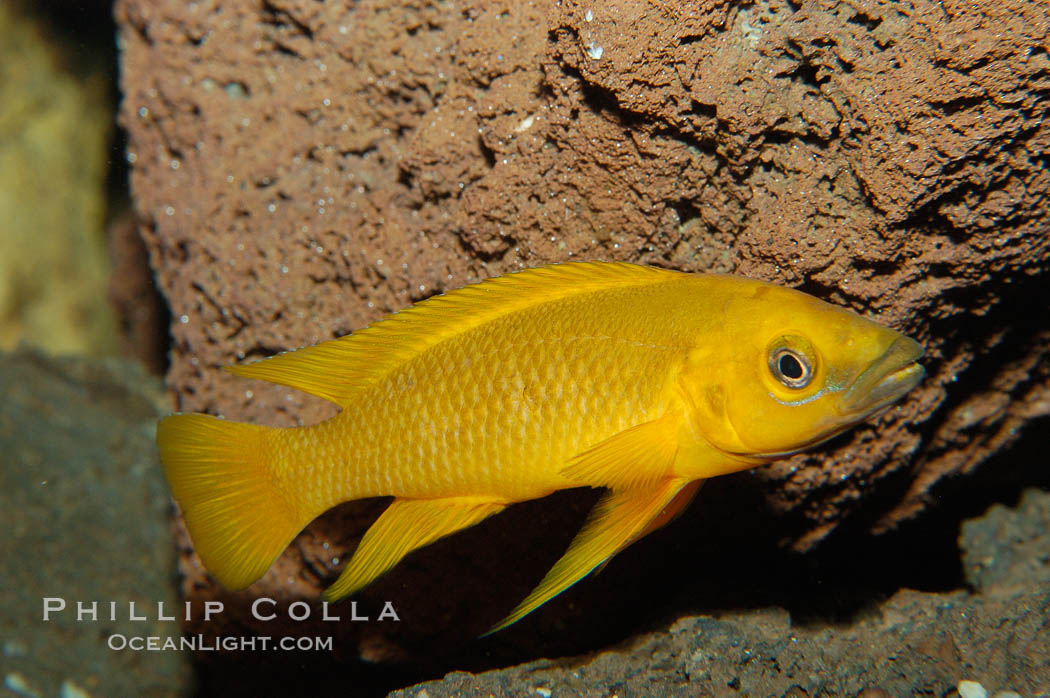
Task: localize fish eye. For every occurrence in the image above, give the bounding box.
[770,348,812,389]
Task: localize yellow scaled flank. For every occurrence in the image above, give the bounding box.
[156,261,923,633]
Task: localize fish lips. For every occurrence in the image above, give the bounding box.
[840,335,925,417]
[724,335,925,462]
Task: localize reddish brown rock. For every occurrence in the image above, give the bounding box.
[117,0,1050,679]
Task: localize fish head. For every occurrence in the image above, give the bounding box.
[682,278,924,462]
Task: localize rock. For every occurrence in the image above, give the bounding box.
[961,488,1050,595]
[0,348,190,697]
[391,490,1050,697]
[0,3,117,355]
[114,0,1050,671]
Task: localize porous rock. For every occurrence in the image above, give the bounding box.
[390,489,1050,697]
[116,0,1050,673]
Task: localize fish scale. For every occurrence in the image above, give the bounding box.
[156,261,924,632]
[303,303,687,504]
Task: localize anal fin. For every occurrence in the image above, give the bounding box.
[324,497,505,601]
[485,478,691,635]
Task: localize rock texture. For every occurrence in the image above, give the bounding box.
[0,349,189,697]
[391,489,1050,697]
[116,0,1050,675]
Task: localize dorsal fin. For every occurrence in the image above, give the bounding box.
[226,261,683,406]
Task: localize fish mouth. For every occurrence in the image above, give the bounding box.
[840,335,925,416]
[725,335,925,462]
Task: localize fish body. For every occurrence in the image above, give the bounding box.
[157,262,924,632]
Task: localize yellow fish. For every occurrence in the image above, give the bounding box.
[156,262,924,632]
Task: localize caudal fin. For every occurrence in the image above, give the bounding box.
[156,413,308,590]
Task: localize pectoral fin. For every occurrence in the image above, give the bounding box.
[559,414,680,490]
[636,478,703,541]
[324,497,505,601]
[485,478,691,635]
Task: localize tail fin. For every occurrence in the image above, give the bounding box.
[156,414,308,590]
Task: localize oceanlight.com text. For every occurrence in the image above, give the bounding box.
[107,633,334,652]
